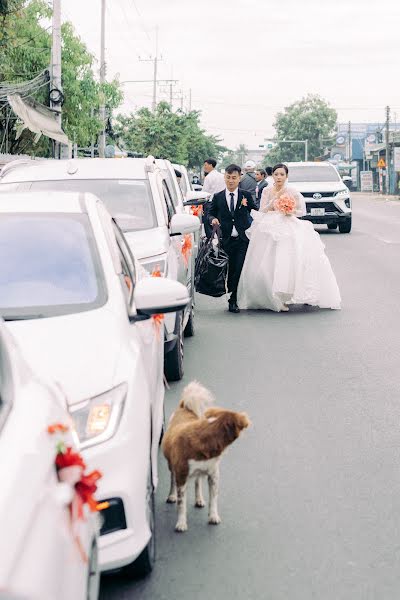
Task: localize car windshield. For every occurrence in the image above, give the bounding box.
[0,214,107,320]
[288,166,340,183]
[24,179,156,232]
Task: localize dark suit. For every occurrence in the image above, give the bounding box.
[255,179,268,207]
[209,188,257,302]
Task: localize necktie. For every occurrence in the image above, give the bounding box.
[230,192,235,215]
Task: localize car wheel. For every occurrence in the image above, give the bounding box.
[164,313,184,381]
[339,217,352,233]
[327,223,337,230]
[123,475,156,579]
[86,540,100,600]
[184,301,195,338]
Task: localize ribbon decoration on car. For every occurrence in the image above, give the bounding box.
[150,268,165,338]
[191,205,202,218]
[48,424,104,563]
[181,234,193,266]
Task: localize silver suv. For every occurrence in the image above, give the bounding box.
[287,162,352,233]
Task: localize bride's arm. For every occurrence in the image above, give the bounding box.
[260,187,273,213]
[293,189,306,217]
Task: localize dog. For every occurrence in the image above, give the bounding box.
[162,381,250,532]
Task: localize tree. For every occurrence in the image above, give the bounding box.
[220,144,248,169]
[114,102,225,169]
[265,94,337,165]
[0,0,122,155]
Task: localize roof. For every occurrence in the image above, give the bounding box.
[0,157,151,183]
[0,191,96,214]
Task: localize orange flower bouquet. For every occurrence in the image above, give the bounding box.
[274,193,296,215]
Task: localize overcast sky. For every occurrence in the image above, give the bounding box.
[62,0,400,150]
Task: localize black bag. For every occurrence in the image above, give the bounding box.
[195,227,229,297]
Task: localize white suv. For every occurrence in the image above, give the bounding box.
[0,157,200,380]
[287,162,352,233]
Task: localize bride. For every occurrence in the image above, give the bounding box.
[237,163,341,312]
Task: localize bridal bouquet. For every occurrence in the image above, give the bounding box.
[274,193,296,215]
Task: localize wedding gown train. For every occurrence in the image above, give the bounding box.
[237,185,341,312]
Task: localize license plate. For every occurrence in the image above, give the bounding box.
[311,208,325,216]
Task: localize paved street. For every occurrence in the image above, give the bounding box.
[101,193,400,600]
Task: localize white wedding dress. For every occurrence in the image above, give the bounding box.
[237,185,341,312]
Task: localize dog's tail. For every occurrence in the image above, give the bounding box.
[180,381,214,418]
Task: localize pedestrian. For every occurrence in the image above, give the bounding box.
[240,160,257,204]
[255,168,268,208]
[265,166,274,186]
[201,158,225,238]
[209,164,257,313]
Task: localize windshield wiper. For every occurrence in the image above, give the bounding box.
[2,314,45,321]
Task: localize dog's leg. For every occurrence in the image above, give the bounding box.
[194,476,205,508]
[208,466,221,525]
[175,484,188,532]
[166,471,177,504]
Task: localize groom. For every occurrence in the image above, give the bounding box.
[209,164,257,313]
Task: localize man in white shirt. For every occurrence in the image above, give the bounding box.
[202,158,225,237]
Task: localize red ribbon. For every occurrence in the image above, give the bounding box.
[181,234,193,266]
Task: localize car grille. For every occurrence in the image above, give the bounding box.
[306,201,342,213]
[302,191,334,198]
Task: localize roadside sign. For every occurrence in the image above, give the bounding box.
[360,171,373,192]
[377,158,386,168]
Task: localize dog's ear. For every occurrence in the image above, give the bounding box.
[222,414,240,442]
[237,412,251,429]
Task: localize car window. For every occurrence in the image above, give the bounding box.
[20,179,157,233]
[162,181,176,224]
[0,213,107,319]
[161,169,183,208]
[288,166,341,183]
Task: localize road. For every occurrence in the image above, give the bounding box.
[100,193,400,600]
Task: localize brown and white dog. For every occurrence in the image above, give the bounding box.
[162,381,250,532]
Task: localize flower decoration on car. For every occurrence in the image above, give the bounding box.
[48,423,103,562]
[150,268,165,338]
[191,205,202,218]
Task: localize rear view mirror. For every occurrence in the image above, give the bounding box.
[129,278,189,320]
[170,213,200,236]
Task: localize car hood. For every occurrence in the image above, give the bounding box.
[288,181,346,193]
[6,308,122,406]
[124,227,169,260]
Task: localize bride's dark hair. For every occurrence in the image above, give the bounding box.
[272,163,289,175]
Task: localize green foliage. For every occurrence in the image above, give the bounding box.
[114,102,225,168]
[0,0,122,155]
[220,144,248,169]
[265,94,337,165]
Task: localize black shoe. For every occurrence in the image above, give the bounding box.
[228,300,240,313]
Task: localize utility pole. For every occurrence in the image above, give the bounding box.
[385,105,390,194]
[188,88,192,112]
[140,28,161,111]
[347,121,352,164]
[99,0,106,158]
[51,0,62,158]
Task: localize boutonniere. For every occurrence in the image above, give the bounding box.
[240,197,248,209]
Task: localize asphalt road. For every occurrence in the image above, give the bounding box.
[100,193,400,600]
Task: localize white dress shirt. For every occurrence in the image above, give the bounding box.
[225,188,239,237]
[202,169,226,196]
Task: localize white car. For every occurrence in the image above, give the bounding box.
[0,157,202,381]
[287,161,352,233]
[0,192,189,576]
[0,321,100,600]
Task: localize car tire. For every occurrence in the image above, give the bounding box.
[86,540,100,600]
[123,475,156,579]
[184,301,195,338]
[327,223,338,230]
[339,217,352,233]
[164,313,184,381]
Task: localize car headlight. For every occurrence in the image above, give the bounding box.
[70,383,127,449]
[334,189,350,198]
[140,254,168,277]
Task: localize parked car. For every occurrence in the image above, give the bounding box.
[0,320,100,600]
[0,157,200,381]
[287,162,352,233]
[0,191,189,577]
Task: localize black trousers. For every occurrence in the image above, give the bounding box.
[223,236,248,302]
[202,202,213,238]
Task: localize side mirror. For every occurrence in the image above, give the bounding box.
[183,190,211,207]
[170,213,200,236]
[129,278,189,320]
[192,184,203,191]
